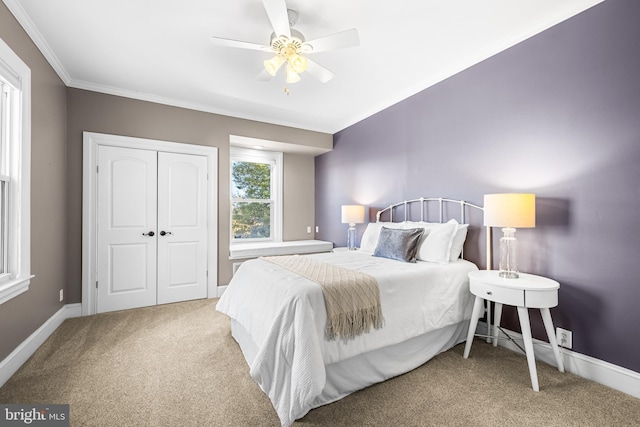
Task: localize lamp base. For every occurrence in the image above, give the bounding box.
[499,271,519,279]
[347,224,357,251]
[499,227,519,279]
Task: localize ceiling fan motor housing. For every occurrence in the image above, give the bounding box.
[271,33,303,53]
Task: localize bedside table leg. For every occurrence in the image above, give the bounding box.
[485,299,492,343]
[493,303,503,347]
[517,306,539,392]
[463,296,484,358]
[541,308,565,373]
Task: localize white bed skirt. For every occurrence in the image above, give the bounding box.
[231,319,469,420]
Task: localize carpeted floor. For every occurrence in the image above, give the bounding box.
[1,298,638,426]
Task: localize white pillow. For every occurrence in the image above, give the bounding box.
[416,220,458,263]
[359,222,405,252]
[402,221,433,252]
[449,224,469,261]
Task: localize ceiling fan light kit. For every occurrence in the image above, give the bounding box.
[263,32,309,81]
[210,0,360,93]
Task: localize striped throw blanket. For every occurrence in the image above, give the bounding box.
[261,255,384,341]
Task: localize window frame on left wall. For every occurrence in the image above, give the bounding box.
[0,37,33,305]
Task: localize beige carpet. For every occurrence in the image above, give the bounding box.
[1,299,638,426]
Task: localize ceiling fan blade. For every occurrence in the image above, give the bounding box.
[305,59,335,83]
[210,36,271,52]
[262,0,291,38]
[256,69,273,81]
[303,29,360,53]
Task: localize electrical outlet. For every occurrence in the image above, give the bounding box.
[315,226,319,233]
[556,327,572,349]
[59,289,64,302]
[306,226,312,234]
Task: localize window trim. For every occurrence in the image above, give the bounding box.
[230,146,283,244]
[0,177,8,278]
[0,37,33,305]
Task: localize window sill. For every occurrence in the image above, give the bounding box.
[0,275,34,305]
[230,240,333,260]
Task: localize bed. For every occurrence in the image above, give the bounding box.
[217,198,490,426]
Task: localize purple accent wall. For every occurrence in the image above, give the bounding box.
[315,0,640,373]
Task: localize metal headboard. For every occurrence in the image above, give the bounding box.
[375,197,491,270]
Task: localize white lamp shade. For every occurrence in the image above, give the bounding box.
[264,55,284,76]
[341,205,365,224]
[289,54,308,73]
[483,193,536,228]
[285,63,301,83]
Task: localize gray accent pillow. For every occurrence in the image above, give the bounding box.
[373,227,425,263]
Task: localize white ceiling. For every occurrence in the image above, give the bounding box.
[5,0,603,134]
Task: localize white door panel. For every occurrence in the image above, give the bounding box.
[157,152,208,304]
[109,244,149,293]
[110,158,151,227]
[166,161,200,226]
[167,241,198,285]
[97,146,157,313]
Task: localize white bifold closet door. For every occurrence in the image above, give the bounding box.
[97,146,208,313]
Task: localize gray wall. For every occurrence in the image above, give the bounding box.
[316,0,640,373]
[283,153,316,241]
[0,4,67,361]
[66,88,331,303]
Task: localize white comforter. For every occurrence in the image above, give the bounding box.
[216,250,477,426]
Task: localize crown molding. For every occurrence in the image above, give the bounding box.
[3,0,71,84]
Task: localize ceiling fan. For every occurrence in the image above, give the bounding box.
[210,0,359,89]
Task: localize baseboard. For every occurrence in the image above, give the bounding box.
[0,303,81,388]
[477,321,640,399]
[216,285,227,298]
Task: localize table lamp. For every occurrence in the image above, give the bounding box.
[483,194,536,278]
[341,205,365,250]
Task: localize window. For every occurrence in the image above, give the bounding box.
[0,37,32,305]
[230,147,282,242]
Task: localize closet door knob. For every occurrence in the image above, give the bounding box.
[160,231,172,236]
[142,231,155,236]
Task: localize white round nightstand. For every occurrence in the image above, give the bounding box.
[462,270,565,391]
